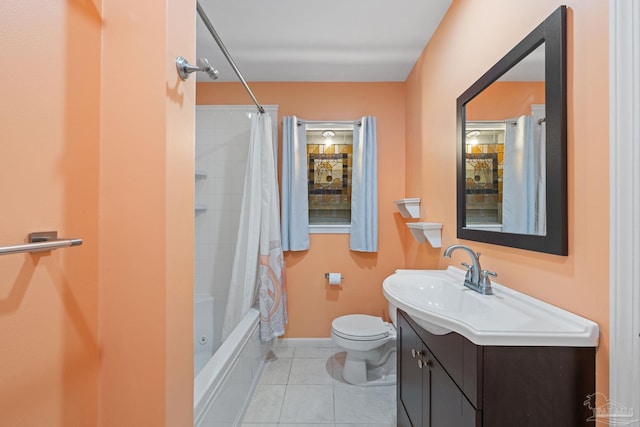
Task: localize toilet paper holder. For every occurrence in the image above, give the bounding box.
[325,273,345,280]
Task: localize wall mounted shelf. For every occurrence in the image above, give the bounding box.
[407,222,443,248]
[195,205,208,214]
[394,198,421,218]
[195,171,208,180]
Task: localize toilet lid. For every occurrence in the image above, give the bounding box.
[332,315,389,341]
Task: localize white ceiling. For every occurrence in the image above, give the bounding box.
[195,0,453,82]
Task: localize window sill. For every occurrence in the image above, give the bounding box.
[309,224,351,234]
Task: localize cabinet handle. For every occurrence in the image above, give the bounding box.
[411,348,425,358]
[418,358,433,369]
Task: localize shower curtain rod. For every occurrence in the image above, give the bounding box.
[196,1,265,114]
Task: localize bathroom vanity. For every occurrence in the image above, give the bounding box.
[382,267,598,427]
[397,309,595,427]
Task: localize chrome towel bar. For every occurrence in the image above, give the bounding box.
[0,231,83,256]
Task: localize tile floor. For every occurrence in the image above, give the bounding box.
[241,341,397,427]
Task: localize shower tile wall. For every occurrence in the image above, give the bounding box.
[195,105,278,350]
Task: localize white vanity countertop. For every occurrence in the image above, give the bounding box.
[382,267,599,347]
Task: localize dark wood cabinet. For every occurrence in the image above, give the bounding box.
[397,309,595,427]
[398,317,426,426]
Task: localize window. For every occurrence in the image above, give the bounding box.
[282,116,377,251]
[306,125,354,233]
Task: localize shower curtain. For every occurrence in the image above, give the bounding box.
[502,115,545,234]
[222,112,287,341]
[257,114,287,340]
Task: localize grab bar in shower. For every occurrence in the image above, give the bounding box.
[0,231,83,256]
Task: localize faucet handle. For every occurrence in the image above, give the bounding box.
[480,269,497,285]
[478,270,496,295]
[461,262,474,280]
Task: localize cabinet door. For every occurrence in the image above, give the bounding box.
[430,356,480,427]
[398,315,424,427]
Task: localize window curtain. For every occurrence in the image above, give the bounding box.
[350,116,378,252]
[281,115,378,252]
[534,121,546,235]
[502,114,542,234]
[281,116,309,251]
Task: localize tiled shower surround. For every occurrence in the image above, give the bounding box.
[195,105,279,353]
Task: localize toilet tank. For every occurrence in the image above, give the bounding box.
[388,301,398,326]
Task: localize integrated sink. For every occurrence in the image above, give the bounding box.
[383,267,599,346]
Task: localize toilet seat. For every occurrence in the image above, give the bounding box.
[332,314,390,341]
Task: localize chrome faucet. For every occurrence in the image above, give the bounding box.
[443,244,496,295]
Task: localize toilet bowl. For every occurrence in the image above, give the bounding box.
[331,305,397,386]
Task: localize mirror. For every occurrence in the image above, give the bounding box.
[456,6,567,255]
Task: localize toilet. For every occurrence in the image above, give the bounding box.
[331,303,397,386]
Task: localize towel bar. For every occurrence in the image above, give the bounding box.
[0,231,83,256]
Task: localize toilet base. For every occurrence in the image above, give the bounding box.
[341,344,396,386]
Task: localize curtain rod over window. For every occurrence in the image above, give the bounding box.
[296,120,362,126]
[196,1,265,114]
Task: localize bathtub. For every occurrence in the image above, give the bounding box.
[194,306,270,426]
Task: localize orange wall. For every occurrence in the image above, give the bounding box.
[0,0,101,426]
[100,0,195,425]
[405,0,609,398]
[197,83,406,337]
[466,81,546,120]
[1,0,195,425]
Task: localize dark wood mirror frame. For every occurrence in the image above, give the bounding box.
[456,6,567,255]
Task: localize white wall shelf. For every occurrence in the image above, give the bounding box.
[195,171,208,180]
[407,222,443,248]
[195,204,208,214]
[395,198,421,218]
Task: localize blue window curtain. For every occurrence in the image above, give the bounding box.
[350,116,378,252]
[502,114,543,235]
[281,115,378,252]
[281,116,310,251]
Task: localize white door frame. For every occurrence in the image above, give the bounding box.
[610,0,640,418]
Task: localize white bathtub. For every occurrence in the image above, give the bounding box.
[194,306,270,426]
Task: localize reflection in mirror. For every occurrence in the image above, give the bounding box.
[456,6,566,255]
[464,43,545,235]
